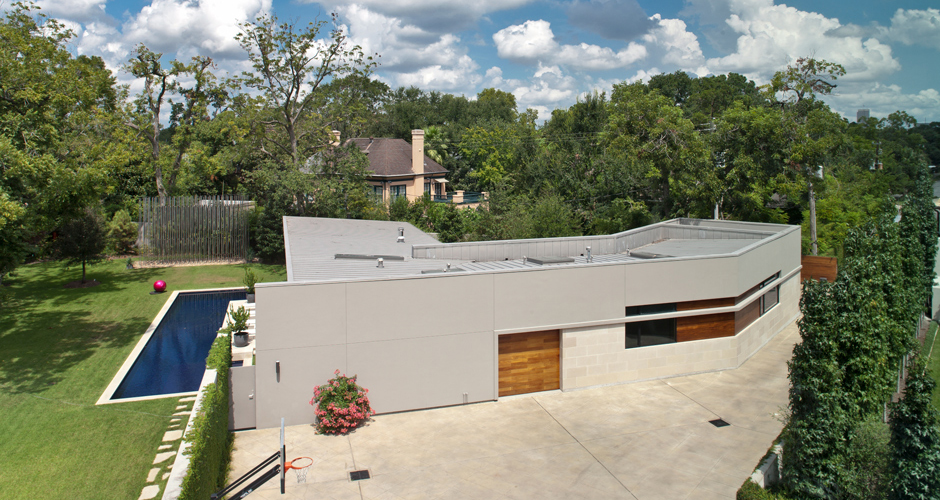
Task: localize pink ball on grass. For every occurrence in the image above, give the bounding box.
[153,280,167,292]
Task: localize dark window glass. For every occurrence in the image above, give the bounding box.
[625,318,676,348]
[761,286,779,314]
[640,318,676,345]
[625,303,676,316]
[625,324,640,348]
[761,273,779,288]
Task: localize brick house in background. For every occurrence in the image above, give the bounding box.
[345,129,448,202]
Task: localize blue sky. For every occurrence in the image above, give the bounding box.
[30,0,940,123]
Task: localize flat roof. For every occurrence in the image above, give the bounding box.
[281,217,797,283]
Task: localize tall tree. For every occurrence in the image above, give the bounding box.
[765,57,846,108]
[54,206,107,284]
[318,74,389,139]
[888,362,940,500]
[124,47,225,204]
[236,11,375,167]
[764,57,848,253]
[124,45,174,203]
[0,2,119,276]
[647,70,693,107]
[606,82,709,219]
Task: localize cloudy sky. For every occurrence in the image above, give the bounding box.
[29,0,940,123]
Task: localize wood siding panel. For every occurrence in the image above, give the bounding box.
[678,297,735,311]
[801,255,837,282]
[498,330,560,397]
[676,312,735,342]
[735,299,761,334]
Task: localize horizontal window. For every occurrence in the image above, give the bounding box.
[625,303,676,316]
[626,318,676,348]
[736,272,780,304]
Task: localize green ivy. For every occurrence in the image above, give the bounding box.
[783,167,937,499]
[888,361,940,500]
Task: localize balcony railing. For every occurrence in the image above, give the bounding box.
[432,191,487,204]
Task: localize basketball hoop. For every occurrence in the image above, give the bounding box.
[284,457,313,483]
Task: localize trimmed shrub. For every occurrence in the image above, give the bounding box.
[309,369,373,434]
[738,479,792,499]
[107,209,138,255]
[178,335,233,500]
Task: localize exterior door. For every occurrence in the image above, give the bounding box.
[230,365,256,430]
[498,330,560,397]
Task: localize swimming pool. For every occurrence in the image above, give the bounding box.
[100,289,245,402]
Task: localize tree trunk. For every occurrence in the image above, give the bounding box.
[152,108,166,205]
[81,259,87,284]
[809,181,818,256]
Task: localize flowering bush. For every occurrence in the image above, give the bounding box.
[309,369,374,434]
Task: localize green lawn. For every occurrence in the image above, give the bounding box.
[0,259,285,499]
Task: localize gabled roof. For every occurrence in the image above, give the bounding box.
[346,138,447,177]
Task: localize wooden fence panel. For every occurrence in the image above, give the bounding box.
[801,255,838,282]
[138,195,251,265]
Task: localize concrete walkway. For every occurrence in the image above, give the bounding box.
[229,321,799,499]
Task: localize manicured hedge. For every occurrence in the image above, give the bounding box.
[738,479,792,499]
[178,335,233,500]
[781,168,938,497]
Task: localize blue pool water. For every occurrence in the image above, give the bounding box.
[113,290,245,399]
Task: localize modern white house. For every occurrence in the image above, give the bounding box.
[234,216,801,430]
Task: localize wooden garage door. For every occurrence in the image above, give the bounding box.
[498,330,560,397]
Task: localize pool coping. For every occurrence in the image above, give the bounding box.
[96,287,243,405]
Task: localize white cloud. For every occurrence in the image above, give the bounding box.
[394,55,482,91]
[642,15,708,76]
[826,83,940,124]
[625,68,661,84]
[830,9,940,51]
[315,0,533,33]
[36,0,111,24]
[119,0,269,60]
[885,8,940,48]
[338,5,482,92]
[511,64,580,109]
[702,0,900,84]
[483,66,524,90]
[493,20,646,71]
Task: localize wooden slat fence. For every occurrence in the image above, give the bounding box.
[138,195,251,265]
[801,255,838,282]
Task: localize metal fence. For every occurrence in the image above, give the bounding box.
[138,195,251,265]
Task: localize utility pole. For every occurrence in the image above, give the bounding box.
[809,181,818,255]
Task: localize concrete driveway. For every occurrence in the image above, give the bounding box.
[228,321,798,499]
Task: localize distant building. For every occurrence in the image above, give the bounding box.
[346,130,448,202]
[857,109,870,122]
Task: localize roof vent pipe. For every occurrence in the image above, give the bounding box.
[377,258,384,268]
[523,256,527,264]
[397,227,405,243]
[446,263,451,271]
[586,246,592,263]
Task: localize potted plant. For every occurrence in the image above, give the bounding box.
[220,305,251,347]
[243,267,261,303]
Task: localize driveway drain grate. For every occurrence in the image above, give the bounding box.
[709,418,730,427]
[349,470,371,481]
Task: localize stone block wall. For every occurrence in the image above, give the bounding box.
[561,274,800,390]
